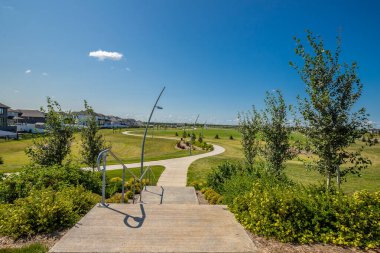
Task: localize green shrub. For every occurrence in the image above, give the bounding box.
[190,181,206,190]
[229,135,234,140]
[110,177,122,182]
[193,141,213,151]
[214,134,220,139]
[106,193,129,203]
[0,186,100,239]
[229,179,380,249]
[218,172,255,205]
[0,164,102,203]
[202,188,223,204]
[0,156,3,165]
[207,162,242,193]
[175,132,178,137]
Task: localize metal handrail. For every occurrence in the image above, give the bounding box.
[96,149,156,206]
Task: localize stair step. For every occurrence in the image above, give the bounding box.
[139,186,199,205]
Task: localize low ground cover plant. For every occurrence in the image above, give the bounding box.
[0,243,48,253]
[200,188,223,204]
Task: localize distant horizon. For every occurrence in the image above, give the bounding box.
[1,1,379,127]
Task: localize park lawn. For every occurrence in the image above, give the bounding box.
[143,127,380,194]
[106,165,165,185]
[0,129,205,173]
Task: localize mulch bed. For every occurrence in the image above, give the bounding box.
[0,231,66,249]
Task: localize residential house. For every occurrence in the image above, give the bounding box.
[0,102,9,130]
[16,109,45,124]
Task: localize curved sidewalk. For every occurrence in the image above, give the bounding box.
[100,131,225,187]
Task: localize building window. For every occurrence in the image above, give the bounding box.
[0,108,4,115]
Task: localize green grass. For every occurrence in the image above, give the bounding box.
[0,129,205,173]
[0,244,48,253]
[106,165,165,185]
[1,127,379,193]
[162,127,379,194]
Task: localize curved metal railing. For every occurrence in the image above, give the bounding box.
[96,149,156,206]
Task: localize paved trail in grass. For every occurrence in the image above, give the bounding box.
[99,131,225,186]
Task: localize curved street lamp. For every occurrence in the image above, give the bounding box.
[189,114,200,155]
[140,87,165,175]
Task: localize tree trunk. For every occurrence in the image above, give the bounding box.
[327,172,331,191]
[336,166,341,190]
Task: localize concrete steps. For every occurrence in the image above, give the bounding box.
[139,186,199,204]
[50,203,256,253]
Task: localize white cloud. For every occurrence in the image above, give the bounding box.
[125,67,131,71]
[42,72,48,76]
[25,69,31,74]
[89,50,123,61]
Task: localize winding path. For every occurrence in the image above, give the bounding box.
[101,131,225,186]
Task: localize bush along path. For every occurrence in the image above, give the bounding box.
[84,131,225,187]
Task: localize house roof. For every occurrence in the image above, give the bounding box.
[0,102,10,109]
[17,109,45,118]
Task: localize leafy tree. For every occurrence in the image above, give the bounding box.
[198,136,203,143]
[26,97,74,166]
[80,101,107,171]
[182,131,187,138]
[190,133,196,142]
[238,107,261,171]
[0,156,3,165]
[261,90,292,177]
[175,132,178,137]
[290,31,371,190]
[229,135,234,140]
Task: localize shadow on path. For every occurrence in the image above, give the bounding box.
[106,204,146,229]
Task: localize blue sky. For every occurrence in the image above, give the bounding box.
[0,0,379,126]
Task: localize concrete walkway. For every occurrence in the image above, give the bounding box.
[50,203,256,253]
[50,133,257,253]
[99,131,225,187]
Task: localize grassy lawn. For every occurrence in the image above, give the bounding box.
[106,165,165,185]
[1,127,379,193]
[146,127,379,194]
[0,129,205,173]
[0,244,47,253]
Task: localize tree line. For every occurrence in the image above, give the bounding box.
[239,30,374,191]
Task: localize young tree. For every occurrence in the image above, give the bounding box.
[290,31,371,190]
[26,97,74,166]
[261,90,292,177]
[238,107,261,171]
[190,133,196,142]
[80,101,107,171]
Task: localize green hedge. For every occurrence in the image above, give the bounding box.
[229,179,380,249]
[0,186,100,239]
[0,164,102,203]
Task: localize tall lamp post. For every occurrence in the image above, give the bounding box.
[140,87,165,175]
